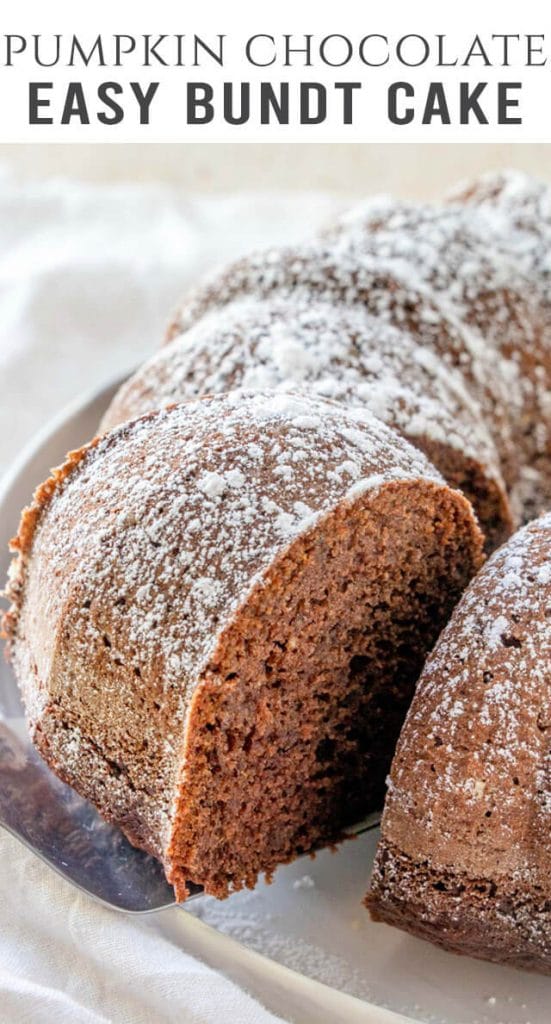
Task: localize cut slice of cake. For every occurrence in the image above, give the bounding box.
[367,512,551,974]
[3,390,483,900]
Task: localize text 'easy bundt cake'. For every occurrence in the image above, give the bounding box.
[3,391,483,900]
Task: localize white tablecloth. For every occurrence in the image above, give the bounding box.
[0,830,289,1024]
[0,171,347,1024]
[0,169,340,476]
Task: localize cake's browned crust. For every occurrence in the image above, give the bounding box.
[2,441,100,647]
[367,843,551,974]
[366,512,551,973]
[2,416,161,650]
[3,390,484,900]
[101,174,551,556]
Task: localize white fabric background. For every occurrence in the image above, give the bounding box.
[0,830,288,1024]
[0,170,341,476]
[1,144,550,198]
[0,172,358,1024]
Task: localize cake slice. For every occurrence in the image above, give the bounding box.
[367,512,551,974]
[3,390,483,900]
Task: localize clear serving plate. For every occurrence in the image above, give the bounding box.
[1,377,549,1024]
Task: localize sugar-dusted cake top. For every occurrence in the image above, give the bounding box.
[7,389,449,729]
[103,293,502,489]
[384,510,551,886]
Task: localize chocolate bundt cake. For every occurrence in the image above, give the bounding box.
[366,512,551,973]
[3,391,484,900]
[4,172,551,973]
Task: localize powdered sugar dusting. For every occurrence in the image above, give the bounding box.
[103,293,507,546]
[448,168,551,296]
[148,178,551,522]
[326,196,551,514]
[8,389,446,791]
[383,511,551,892]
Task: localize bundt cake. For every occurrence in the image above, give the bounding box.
[366,511,551,973]
[4,172,551,974]
[3,391,484,900]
